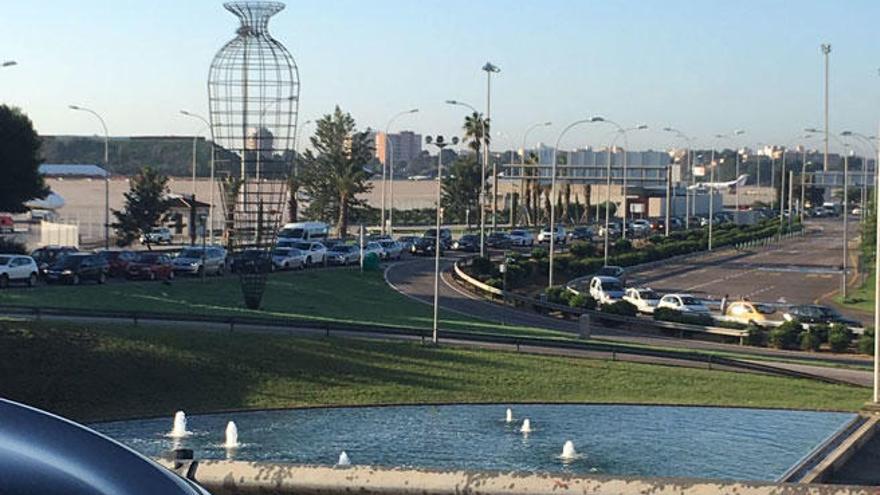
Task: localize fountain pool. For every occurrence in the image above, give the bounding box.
[95,404,854,481]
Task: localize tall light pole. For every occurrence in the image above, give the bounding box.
[482,62,501,231]
[425,135,459,344]
[520,121,552,226]
[382,109,419,236]
[664,127,695,228]
[589,117,636,264]
[69,105,110,249]
[606,123,647,239]
[290,119,314,224]
[447,100,487,256]
[180,110,216,243]
[549,118,591,287]
[874,124,880,405]
[841,131,877,223]
[822,43,832,173]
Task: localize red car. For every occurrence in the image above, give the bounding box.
[125,252,174,281]
[95,250,136,277]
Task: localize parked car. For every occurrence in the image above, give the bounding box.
[411,236,443,256]
[486,232,512,249]
[95,250,137,277]
[320,238,345,250]
[588,276,626,305]
[378,240,404,260]
[327,244,360,265]
[657,294,711,315]
[397,236,418,251]
[292,241,327,266]
[783,304,863,330]
[629,219,651,235]
[452,234,480,252]
[596,265,626,284]
[424,228,453,248]
[31,246,79,276]
[361,241,384,260]
[231,248,272,273]
[141,227,173,245]
[173,246,227,276]
[567,226,594,241]
[125,252,173,281]
[271,247,306,270]
[507,230,535,246]
[623,287,661,314]
[45,253,109,285]
[537,225,566,244]
[0,254,38,288]
[598,222,621,238]
[725,300,777,326]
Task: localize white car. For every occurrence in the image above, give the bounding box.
[629,219,651,235]
[537,225,566,244]
[657,294,711,315]
[271,247,306,271]
[361,241,384,260]
[292,241,327,266]
[507,230,535,246]
[0,254,39,288]
[588,276,625,305]
[623,287,661,314]
[141,227,172,245]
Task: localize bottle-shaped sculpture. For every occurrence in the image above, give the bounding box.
[208,1,301,309]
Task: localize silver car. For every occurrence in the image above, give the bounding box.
[378,240,403,260]
[271,247,306,271]
[172,246,227,276]
[327,244,360,265]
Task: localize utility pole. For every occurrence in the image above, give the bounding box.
[822,43,831,172]
[483,62,500,231]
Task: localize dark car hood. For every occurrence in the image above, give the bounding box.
[0,399,208,494]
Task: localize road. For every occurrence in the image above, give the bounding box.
[385,251,873,387]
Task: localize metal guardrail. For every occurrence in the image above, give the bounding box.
[0,304,856,386]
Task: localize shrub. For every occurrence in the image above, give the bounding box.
[543,286,573,306]
[858,327,875,355]
[531,247,548,259]
[745,323,767,347]
[568,292,597,310]
[827,323,853,353]
[653,307,713,326]
[485,277,503,289]
[768,321,802,350]
[613,238,633,253]
[569,241,594,258]
[470,256,494,276]
[799,328,822,351]
[600,300,638,317]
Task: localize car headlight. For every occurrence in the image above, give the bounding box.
[62,269,73,275]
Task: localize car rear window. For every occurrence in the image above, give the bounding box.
[0,256,10,265]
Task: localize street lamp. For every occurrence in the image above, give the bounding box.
[381,109,419,236]
[821,43,832,173]
[548,118,592,287]
[520,121,552,227]
[664,127,696,228]
[289,119,314,223]
[425,134,459,344]
[482,62,501,231]
[69,105,110,249]
[180,110,216,243]
[841,131,877,223]
[447,99,488,256]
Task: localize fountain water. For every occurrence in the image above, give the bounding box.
[225,421,239,449]
[560,440,577,460]
[505,408,513,423]
[520,418,532,434]
[168,411,190,438]
[337,451,351,466]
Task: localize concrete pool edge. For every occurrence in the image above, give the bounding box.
[155,459,876,494]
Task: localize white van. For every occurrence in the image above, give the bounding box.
[277,222,330,242]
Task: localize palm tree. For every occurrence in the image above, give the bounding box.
[463,112,490,153]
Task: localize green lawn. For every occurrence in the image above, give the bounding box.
[839,271,875,314]
[0,268,569,339]
[0,320,867,422]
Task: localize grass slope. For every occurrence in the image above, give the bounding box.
[0,268,568,339]
[0,320,867,422]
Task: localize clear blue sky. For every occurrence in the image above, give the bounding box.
[3,0,879,153]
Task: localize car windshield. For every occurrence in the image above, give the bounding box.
[294,242,312,250]
[680,297,700,305]
[279,228,304,238]
[460,235,476,241]
[135,253,160,263]
[510,231,525,236]
[639,290,660,300]
[604,281,623,291]
[178,248,203,258]
[0,256,10,265]
[816,306,841,318]
[754,304,776,314]
[330,245,352,253]
[272,249,290,256]
[380,241,394,247]
[55,256,84,269]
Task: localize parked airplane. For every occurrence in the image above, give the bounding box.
[688,174,748,192]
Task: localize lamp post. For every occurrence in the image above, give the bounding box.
[822,43,832,173]
[841,131,877,223]
[874,125,880,405]
[382,109,419,236]
[425,135,459,344]
[664,128,696,228]
[447,100,487,256]
[69,105,110,249]
[549,118,592,287]
[482,62,501,231]
[180,110,216,243]
[605,123,647,239]
[520,121,552,227]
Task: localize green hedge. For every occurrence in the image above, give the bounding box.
[653,307,714,326]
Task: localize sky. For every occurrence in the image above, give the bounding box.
[3,0,880,154]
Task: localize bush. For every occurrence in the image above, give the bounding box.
[469,256,494,276]
[569,241,594,258]
[543,286,573,306]
[799,328,822,351]
[568,292,597,310]
[745,323,767,347]
[0,238,27,255]
[613,238,633,253]
[653,307,713,326]
[531,247,548,259]
[858,327,874,355]
[768,321,802,350]
[827,324,853,353]
[600,300,638,317]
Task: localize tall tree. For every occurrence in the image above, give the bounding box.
[442,156,481,227]
[0,105,48,212]
[112,167,172,248]
[299,107,374,237]
[463,112,490,153]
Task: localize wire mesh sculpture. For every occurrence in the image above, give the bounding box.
[209,1,300,309]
